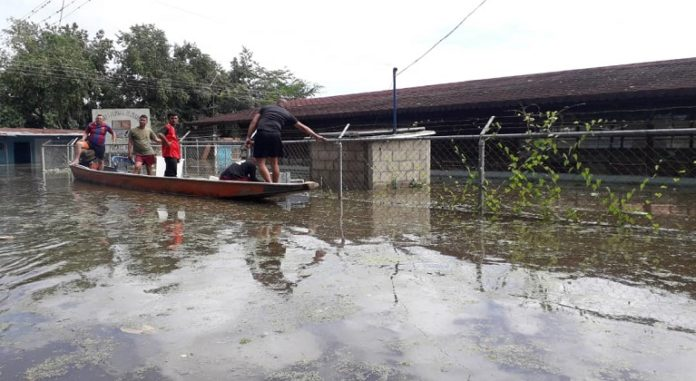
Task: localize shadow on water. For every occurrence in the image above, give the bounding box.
[1,169,696,380]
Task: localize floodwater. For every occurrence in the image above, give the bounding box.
[1,166,696,381]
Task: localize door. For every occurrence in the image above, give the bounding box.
[13,142,31,164]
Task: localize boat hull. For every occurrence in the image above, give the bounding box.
[70,164,318,199]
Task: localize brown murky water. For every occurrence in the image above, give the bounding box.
[1,166,696,380]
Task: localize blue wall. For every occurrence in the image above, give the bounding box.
[0,135,80,165]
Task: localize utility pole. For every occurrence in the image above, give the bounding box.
[392,67,397,134]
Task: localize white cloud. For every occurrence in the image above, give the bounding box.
[1,0,695,96]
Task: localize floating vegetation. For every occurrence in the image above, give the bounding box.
[24,337,115,381]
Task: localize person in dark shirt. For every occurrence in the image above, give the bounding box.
[219,160,258,181]
[245,99,327,183]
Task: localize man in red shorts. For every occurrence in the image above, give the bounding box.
[70,114,115,170]
[128,114,161,175]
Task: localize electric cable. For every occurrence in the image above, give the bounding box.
[397,0,489,77]
[21,0,54,20]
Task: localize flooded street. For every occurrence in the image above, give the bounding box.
[1,166,696,380]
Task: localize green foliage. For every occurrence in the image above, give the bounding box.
[112,24,176,116]
[442,109,690,228]
[0,20,320,128]
[0,20,107,128]
[439,142,479,209]
[229,47,320,107]
[492,110,567,219]
[0,103,24,127]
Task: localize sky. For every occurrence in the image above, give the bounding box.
[1,0,695,97]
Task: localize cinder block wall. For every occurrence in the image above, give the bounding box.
[310,139,430,191]
[310,141,367,190]
[367,139,430,189]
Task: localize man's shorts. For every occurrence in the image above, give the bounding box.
[135,154,156,166]
[253,130,283,158]
[87,141,106,160]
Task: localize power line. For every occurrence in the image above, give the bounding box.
[22,0,54,20]
[38,0,80,24]
[7,60,236,93]
[60,0,94,23]
[3,61,253,102]
[397,0,489,77]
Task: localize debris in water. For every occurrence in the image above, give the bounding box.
[120,324,156,335]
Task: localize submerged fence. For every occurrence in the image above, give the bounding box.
[42,125,696,226]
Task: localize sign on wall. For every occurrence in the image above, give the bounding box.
[91,109,151,143]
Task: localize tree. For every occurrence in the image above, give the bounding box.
[0,21,321,128]
[112,24,179,120]
[0,19,114,128]
[171,42,228,120]
[84,30,117,111]
[228,47,321,107]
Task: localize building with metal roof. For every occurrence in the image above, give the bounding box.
[189,57,696,138]
[0,128,82,165]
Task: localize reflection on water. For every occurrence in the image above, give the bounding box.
[244,223,328,296]
[158,206,185,250]
[0,167,695,380]
[247,223,295,295]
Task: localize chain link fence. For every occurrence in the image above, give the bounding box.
[41,139,132,173]
[41,140,75,173]
[42,124,696,228]
[446,128,696,224]
[295,126,696,227]
[179,139,311,181]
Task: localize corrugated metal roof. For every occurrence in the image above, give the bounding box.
[191,57,696,125]
[0,128,83,137]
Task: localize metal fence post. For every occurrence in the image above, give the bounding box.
[337,123,351,200]
[42,140,48,173]
[339,141,343,199]
[479,116,496,214]
[179,131,190,177]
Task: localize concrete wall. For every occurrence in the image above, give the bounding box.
[310,138,431,191]
[367,139,430,189]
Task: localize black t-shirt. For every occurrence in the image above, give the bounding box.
[257,105,298,133]
[220,161,257,180]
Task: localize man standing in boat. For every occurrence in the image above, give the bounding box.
[70,113,115,170]
[245,99,327,183]
[158,112,181,177]
[128,115,161,175]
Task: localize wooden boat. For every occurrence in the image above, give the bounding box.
[70,164,318,199]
